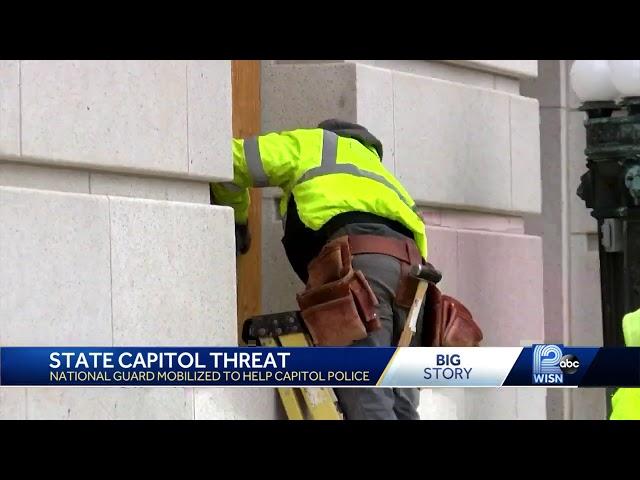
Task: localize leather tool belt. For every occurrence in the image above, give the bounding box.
[297,234,483,347]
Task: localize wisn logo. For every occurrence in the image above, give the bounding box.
[532,344,580,385]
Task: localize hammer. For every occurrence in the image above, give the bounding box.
[397,263,442,348]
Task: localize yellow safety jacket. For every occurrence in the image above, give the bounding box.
[211,128,427,261]
[610,308,640,420]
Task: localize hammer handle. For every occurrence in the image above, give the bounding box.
[397,281,429,348]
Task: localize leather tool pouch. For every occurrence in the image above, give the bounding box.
[341,233,482,347]
[421,283,483,347]
[297,236,380,346]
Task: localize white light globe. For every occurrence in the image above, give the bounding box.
[570,60,618,102]
[609,60,640,97]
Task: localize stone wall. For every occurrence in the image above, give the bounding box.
[0,61,278,419]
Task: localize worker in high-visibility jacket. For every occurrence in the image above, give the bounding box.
[609,307,640,420]
[212,119,428,420]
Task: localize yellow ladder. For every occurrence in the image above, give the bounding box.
[243,312,343,420]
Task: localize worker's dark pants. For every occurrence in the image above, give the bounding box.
[329,224,422,420]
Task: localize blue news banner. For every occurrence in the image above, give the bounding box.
[0,345,639,388]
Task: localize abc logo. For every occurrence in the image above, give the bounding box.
[559,354,580,374]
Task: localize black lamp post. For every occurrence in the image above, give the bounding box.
[576,97,640,348]
[571,60,640,416]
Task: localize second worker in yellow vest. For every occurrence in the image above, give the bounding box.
[610,308,640,420]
